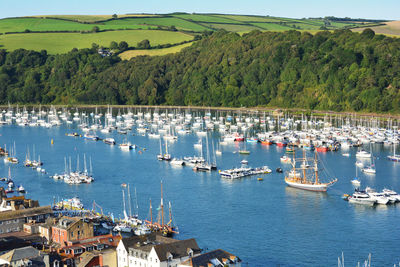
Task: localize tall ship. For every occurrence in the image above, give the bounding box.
[284,150,337,192]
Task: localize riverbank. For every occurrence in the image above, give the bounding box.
[1,104,400,120]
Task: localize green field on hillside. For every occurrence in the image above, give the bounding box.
[102,17,209,31]
[36,14,158,22]
[0,18,96,33]
[215,15,284,23]
[171,14,239,23]
[250,23,293,31]
[119,42,193,60]
[205,23,260,32]
[0,30,193,54]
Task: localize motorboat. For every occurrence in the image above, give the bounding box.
[351,178,361,186]
[365,187,389,205]
[17,185,25,193]
[280,155,291,163]
[347,190,376,206]
[103,138,116,145]
[356,150,371,158]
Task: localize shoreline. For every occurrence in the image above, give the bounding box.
[1,104,400,119]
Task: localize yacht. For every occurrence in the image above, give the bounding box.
[103,138,116,145]
[382,188,400,202]
[119,142,133,150]
[356,150,371,158]
[365,187,389,205]
[347,190,376,206]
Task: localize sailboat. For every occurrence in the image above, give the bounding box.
[351,164,361,186]
[157,140,171,161]
[284,151,337,192]
[362,145,376,174]
[388,143,400,162]
[145,181,178,236]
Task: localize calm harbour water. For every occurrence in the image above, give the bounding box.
[1,118,400,266]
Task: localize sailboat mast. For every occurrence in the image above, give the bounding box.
[122,189,127,219]
[314,152,319,184]
[150,198,153,225]
[134,187,139,217]
[302,149,306,179]
[127,184,132,217]
[161,181,164,226]
[168,201,172,226]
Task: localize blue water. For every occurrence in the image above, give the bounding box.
[1,121,400,266]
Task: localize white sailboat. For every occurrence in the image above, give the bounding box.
[351,164,361,186]
[388,143,400,162]
[362,145,376,174]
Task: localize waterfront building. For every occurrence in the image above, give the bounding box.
[0,205,52,234]
[51,217,94,245]
[117,233,201,267]
[178,249,241,267]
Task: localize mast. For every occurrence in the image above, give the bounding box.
[127,184,132,217]
[122,189,128,221]
[314,151,319,184]
[150,198,153,225]
[89,156,93,176]
[161,181,164,226]
[134,187,139,217]
[64,157,67,174]
[168,201,172,226]
[302,149,306,180]
[83,154,87,174]
[76,154,80,172]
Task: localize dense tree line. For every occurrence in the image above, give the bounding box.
[0,29,400,113]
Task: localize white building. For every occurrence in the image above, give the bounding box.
[178,249,241,267]
[117,233,201,267]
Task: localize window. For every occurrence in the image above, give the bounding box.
[77,231,80,235]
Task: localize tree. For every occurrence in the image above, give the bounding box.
[169,25,177,31]
[137,39,151,49]
[112,14,118,19]
[118,41,128,51]
[110,41,118,50]
[92,26,100,33]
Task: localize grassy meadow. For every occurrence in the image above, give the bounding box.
[0,13,393,55]
[0,30,193,54]
[119,42,193,60]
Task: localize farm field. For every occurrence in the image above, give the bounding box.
[102,17,209,32]
[119,42,194,60]
[0,30,193,54]
[205,23,260,32]
[215,15,285,23]
[0,18,96,33]
[250,23,294,31]
[352,21,400,36]
[0,13,394,54]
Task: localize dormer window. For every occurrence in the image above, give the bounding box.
[167,252,173,261]
[187,248,193,257]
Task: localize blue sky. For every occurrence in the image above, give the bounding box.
[1,0,399,20]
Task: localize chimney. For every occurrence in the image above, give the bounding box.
[99,254,103,266]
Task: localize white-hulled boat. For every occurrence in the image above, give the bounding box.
[284,151,337,192]
[382,188,400,202]
[356,150,371,158]
[103,138,116,145]
[365,187,389,205]
[119,142,133,150]
[347,190,376,206]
